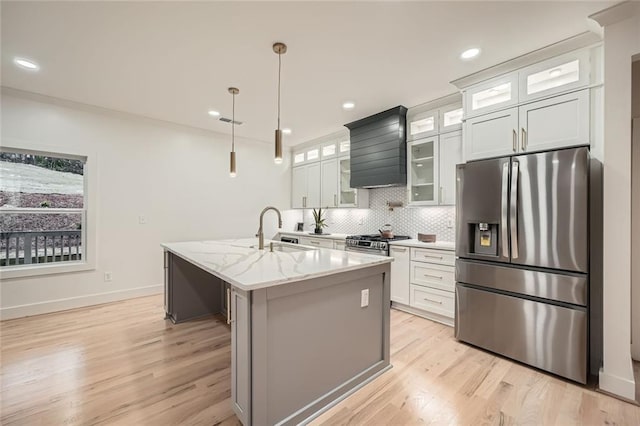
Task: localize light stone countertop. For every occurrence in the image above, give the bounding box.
[161,238,392,291]
[388,239,456,251]
[278,231,350,241]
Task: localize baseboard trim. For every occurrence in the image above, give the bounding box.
[0,284,163,320]
[391,302,454,327]
[599,367,637,401]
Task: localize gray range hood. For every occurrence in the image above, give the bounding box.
[344,106,408,188]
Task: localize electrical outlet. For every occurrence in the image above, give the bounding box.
[358,217,364,225]
[138,215,147,224]
[360,288,369,308]
[446,219,454,228]
[104,272,113,282]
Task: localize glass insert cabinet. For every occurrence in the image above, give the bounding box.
[407,137,439,205]
[339,157,357,206]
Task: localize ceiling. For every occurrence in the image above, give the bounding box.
[1,1,611,146]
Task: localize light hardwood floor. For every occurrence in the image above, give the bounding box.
[2,295,639,425]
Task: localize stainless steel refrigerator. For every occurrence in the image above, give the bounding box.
[455,146,598,384]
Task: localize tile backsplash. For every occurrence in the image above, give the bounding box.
[282,186,456,242]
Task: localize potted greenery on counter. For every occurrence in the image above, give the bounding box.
[312,208,327,234]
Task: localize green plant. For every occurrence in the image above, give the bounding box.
[312,208,327,230]
[40,201,50,208]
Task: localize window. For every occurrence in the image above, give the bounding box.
[0,148,87,271]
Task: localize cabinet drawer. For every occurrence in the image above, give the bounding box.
[411,248,455,266]
[410,285,454,318]
[411,262,455,292]
[298,237,333,249]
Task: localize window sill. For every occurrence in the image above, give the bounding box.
[0,261,95,280]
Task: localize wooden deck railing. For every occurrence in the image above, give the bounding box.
[0,230,82,267]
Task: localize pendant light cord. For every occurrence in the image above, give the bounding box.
[277,52,281,130]
[232,92,235,152]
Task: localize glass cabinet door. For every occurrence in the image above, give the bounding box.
[407,108,439,141]
[339,157,357,206]
[465,73,519,117]
[519,50,590,102]
[408,137,438,205]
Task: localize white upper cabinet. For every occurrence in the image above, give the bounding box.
[438,131,462,205]
[464,108,520,161]
[407,108,439,141]
[465,73,519,118]
[338,139,350,155]
[519,50,590,102]
[321,159,339,208]
[518,89,590,153]
[292,146,321,165]
[407,137,439,206]
[439,103,463,133]
[321,142,337,159]
[291,163,321,208]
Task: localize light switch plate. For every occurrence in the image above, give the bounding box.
[361,289,369,308]
[104,272,113,282]
[139,215,147,224]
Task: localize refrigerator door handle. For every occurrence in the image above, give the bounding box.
[501,163,509,259]
[510,161,520,259]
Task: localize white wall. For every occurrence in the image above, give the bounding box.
[591,2,640,401]
[632,60,640,361]
[0,90,291,319]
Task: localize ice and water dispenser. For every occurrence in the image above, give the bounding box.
[469,222,499,257]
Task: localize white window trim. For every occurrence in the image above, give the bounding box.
[0,137,97,279]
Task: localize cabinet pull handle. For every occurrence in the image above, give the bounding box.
[521,128,526,151]
[522,127,527,150]
[310,241,320,245]
[334,194,337,207]
[439,187,443,203]
[303,196,307,208]
[512,129,517,152]
[226,288,232,325]
[391,247,407,253]
[423,254,443,259]
[423,297,443,305]
[423,274,443,280]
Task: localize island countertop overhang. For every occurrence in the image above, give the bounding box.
[161,238,393,291]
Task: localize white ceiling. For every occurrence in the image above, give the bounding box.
[1,1,611,146]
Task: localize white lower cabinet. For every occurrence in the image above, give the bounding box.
[298,236,334,249]
[334,240,346,250]
[231,287,251,425]
[390,245,456,326]
[389,246,410,305]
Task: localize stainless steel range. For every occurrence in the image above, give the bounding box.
[345,234,411,256]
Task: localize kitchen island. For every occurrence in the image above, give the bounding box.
[161,239,392,426]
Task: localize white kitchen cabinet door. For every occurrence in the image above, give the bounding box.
[231,287,251,426]
[306,162,321,208]
[291,166,307,208]
[464,107,519,161]
[438,131,462,205]
[518,89,590,153]
[337,157,369,208]
[334,240,346,250]
[464,73,519,118]
[389,245,410,305]
[321,159,339,208]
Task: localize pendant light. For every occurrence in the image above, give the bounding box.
[273,42,287,164]
[228,87,239,177]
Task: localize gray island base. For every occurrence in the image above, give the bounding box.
[162,239,392,425]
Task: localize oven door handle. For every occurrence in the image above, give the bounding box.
[346,246,386,255]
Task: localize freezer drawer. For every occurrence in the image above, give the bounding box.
[455,284,587,384]
[456,259,588,306]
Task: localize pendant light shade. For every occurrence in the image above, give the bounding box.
[229,87,239,177]
[273,42,287,165]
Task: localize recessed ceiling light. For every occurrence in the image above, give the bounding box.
[13,57,39,71]
[282,128,292,135]
[460,48,481,60]
[208,110,220,117]
[342,102,355,110]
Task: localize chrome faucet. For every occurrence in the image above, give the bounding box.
[256,206,283,250]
